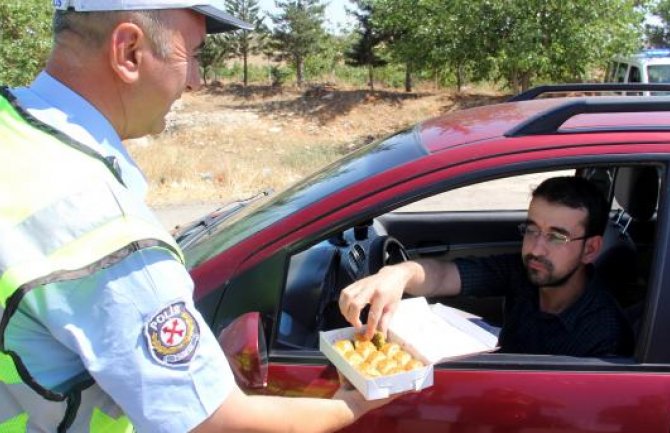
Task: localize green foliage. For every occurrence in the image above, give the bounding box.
[270,0,327,86]
[485,0,645,91]
[224,0,269,86]
[200,34,233,84]
[368,0,646,93]
[304,33,349,81]
[345,0,389,89]
[270,65,293,86]
[648,0,670,46]
[0,0,52,86]
[229,0,648,92]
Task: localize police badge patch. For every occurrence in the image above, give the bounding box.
[145,301,200,367]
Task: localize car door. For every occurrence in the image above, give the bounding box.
[200,150,670,433]
[260,162,670,433]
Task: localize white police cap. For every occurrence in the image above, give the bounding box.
[52,0,253,33]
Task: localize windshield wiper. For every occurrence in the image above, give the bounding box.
[173,189,272,246]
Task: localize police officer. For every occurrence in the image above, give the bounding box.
[0,1,393,432]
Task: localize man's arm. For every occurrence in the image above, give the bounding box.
[192,384,393,433]
[339,258,462,339]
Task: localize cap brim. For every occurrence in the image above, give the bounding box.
[193,5,254,33]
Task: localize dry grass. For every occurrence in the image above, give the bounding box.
[127,81,508,207]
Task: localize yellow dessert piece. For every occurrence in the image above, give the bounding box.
[344,350,365,367]
[393,350,412,368]
[405,359,424,371]
[356,361,382,378]
[377,358,398,375]
[333,339,355,356]
[353,333,368,343]
[331,334,424,377]
[380,342,401,358]
[354,340,376,352]
[366,351,387,368]
[355,344,375,359]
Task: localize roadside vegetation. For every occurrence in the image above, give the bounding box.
[4,0,670,207]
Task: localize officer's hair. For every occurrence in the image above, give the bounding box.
[532,176,609,237]
[53,10,173,59]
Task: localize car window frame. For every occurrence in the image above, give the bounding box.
[264,156,669,372]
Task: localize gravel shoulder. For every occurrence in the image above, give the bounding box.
[153,203,221,231]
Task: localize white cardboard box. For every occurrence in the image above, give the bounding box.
[319,297,499,400]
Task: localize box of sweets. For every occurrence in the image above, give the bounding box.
[319,297,498,400]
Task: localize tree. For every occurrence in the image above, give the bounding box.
[368,0,645,93]
[199,34,232,85]
[224,0,267,87]
[345,0,388,90]
[0,0,52,86]
[368,0,437,92]
[305,32,349,82]
[489,0,646,92]
[419,0,498,92]
[270,0,327,87]
[648,0,670,46]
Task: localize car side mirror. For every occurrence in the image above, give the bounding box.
[217,311,268,389]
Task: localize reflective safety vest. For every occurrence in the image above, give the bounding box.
[0,87,184,432]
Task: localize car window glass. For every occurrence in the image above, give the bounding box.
[605,62,616,81]
[615,63,628,82]
[648,64,670,83]
[629,66,641,83]
[273,165,660,361]
[394,170,574,213]
[182,129,427,268]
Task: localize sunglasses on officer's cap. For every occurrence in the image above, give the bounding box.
[52,0,253,34]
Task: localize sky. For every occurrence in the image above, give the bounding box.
[257,0,355,33]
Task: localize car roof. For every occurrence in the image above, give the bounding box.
[419,94,670,153]
[419,98,566,152]
[613,49,670,65]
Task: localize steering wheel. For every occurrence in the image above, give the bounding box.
[367,235,409,276]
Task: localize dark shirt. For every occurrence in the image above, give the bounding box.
[454,254,634,357]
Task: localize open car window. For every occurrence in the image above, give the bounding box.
[275,164,660,366]
[394,170,574,213]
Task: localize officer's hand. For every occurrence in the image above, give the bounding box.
[338,263,411,340]
[332,380,402,420]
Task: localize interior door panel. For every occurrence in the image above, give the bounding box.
[378,211,526,260]
[376,210,527,325]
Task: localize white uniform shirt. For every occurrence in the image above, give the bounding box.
[5,72,235,433]
[11,72,148,198]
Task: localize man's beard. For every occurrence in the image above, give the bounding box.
[522,254,580,288]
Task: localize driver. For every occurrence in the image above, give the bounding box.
[338,176,634,357]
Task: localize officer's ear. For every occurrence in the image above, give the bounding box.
[109,22,145,84]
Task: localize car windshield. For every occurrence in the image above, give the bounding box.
[183,128,427,268]
[647,64,670,83]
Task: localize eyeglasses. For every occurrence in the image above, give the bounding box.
[518,223,589,246]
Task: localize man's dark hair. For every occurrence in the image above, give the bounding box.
[532,176,609,237]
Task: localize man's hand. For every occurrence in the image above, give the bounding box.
[338,263,413,339]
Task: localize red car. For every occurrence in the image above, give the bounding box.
[177,83,670,433]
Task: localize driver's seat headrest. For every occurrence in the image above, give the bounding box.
[614,167,659,222]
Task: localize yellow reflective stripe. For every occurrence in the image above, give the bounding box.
[0,353,22,384]
[0,93,23,123]
[0,216,182,308]
[50,217,182,265]
[90,408,133,433]
[0,412,28,433]
[0,97,104,224]
[0,279,13,310]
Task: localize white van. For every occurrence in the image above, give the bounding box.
[606,49,670,83]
